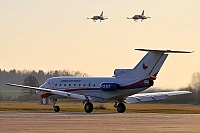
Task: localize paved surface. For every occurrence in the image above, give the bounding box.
[0,112,200,133]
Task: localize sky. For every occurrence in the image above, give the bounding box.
[0,0,200,89]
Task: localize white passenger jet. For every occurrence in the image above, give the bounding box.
[7,49,192,113]
[127,10,151,22]
[87,11,108,22]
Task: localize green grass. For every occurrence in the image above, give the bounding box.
[0,90,22,98]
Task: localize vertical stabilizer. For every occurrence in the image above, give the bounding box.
[100,11,103,16]
[141,10,144,16]
[133,49,192,79]
[132,51,166,78]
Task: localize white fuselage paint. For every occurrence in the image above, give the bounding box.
[38,76,149,102]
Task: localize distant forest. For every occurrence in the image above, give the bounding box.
[0,69,199,104]
[0,69,88,90]
[0,69,88,101]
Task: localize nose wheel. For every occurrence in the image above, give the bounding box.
[52,99,60,112]
[84,102,93,113]
[53,105,60,112]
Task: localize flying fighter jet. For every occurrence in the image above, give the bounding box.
[127,10,151,22]
[87,11,108,22]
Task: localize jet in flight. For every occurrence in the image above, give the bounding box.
[7,49,192,113]
[87,11,108,22]
[127,10,151,22]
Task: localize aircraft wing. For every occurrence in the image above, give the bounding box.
[6,83,104,102]
[124,91,191,103]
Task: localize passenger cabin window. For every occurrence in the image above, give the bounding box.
[55,84,57,86]
[74,84,76,87]
[69,84,71,87]
[93,84,95,87]
[64,84,66,86]
[59,84,62,86]
[79,84,81,86]
[83,84,85,87]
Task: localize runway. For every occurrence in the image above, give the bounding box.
[0,112,200,133]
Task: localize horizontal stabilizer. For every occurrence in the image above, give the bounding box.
[125,91,191,103]
[135,49,193,53]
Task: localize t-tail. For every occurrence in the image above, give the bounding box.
[114,49,192,79]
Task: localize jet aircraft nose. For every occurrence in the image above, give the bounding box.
[40,82,49,88]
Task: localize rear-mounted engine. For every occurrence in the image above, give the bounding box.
[143,80,154,87]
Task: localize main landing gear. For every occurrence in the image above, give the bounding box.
[84,101,126,113]
[114,102,126,113]
[84,102,93,113]
[53,99,60,112]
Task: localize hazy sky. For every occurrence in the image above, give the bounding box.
[0,0,200,88]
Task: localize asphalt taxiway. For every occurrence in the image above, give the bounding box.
[0,112,200,133]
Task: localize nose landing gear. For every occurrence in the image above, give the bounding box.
[52,99,60,112]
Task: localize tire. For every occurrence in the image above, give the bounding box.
[54,106,60,112]
[117,103,126,113]
[84,102,93,113]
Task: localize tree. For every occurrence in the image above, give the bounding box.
[21,75,39,101]
[191,72,200,89]
[190,72,200,104]
[0,90,4,101]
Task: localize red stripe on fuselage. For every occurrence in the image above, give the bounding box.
[122,80,143,89]
[40,75,158,98]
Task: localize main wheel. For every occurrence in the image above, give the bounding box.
[84,102,93,113]
[117,103,126,113]
[54,106,60,112]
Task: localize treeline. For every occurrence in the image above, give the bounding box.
[0,69,200,104]
[0,69,88,101]
[174,72,200,105]
[0,69,88,90]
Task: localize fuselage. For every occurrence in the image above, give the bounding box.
[133,15,147,20]
[92,16,105,20]
[39,76,151,102]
